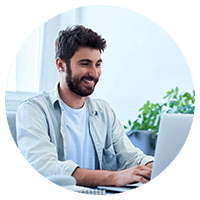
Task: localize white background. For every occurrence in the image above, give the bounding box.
[5,5,195,126]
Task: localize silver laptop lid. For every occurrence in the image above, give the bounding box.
[151,113,194,179]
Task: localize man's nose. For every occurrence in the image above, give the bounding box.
[88,66,101,79]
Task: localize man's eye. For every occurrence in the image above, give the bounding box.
[81,63,89,66]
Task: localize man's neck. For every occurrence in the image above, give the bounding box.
[58,82,86,109]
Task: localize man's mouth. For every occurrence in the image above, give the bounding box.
[83,79,95,84]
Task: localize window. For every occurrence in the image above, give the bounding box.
[6,26,44,93]
[5,8,81,111]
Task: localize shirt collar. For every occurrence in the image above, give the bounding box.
[48,82,62,109]
[86,97,103,116]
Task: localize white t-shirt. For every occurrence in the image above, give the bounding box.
[61,99,96,170]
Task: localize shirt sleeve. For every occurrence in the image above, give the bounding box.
[16,100,79,177]
[105,102,154,169]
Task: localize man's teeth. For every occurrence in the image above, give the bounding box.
[84,79,93,84]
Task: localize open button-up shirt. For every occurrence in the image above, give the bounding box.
[16,83,154,177]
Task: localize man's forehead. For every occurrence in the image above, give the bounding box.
[72,47,101,62]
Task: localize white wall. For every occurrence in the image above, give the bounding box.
[72,5,194,126]
[7,5,194,126]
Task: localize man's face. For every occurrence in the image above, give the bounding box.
[66,47,102,97]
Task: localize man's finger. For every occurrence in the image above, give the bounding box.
[130,174,150,184]
[134,168,151,180]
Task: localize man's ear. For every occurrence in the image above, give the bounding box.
[56,58,66,72]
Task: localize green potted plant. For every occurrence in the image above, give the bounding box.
[124,87,195,156]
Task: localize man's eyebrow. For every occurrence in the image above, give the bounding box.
[77,59,103,63]
[78,59,92,63]
[97,59,103,63]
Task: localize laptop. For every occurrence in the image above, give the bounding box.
[151,113,193,179]
[98,113,194,193]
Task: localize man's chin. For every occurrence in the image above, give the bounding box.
[78,84,96,96]
[78,89,94,97]
[67,80,96,97]
[72,86,95,97]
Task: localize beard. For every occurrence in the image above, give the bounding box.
[66,68,99,97]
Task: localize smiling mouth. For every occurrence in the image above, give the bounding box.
[83,79,94,84]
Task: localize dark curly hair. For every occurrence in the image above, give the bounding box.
[55,25,107,64]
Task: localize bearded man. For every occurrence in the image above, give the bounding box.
[17,25,154,187]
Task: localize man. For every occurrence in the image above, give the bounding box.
[17,25,154,188]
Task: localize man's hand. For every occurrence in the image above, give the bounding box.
[72,163,153,187]
[145,161,154,169]
[113,164,152,187]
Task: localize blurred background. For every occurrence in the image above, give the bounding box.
[5,5,194,126]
